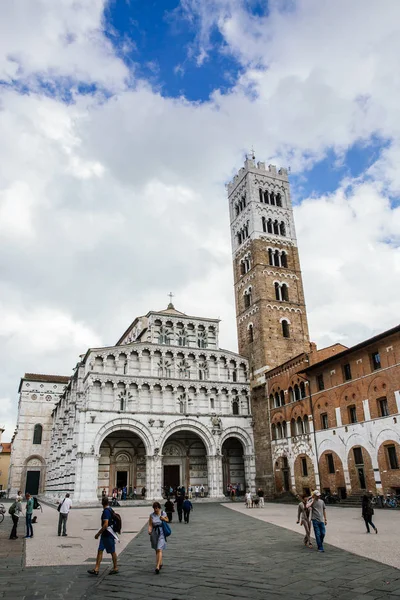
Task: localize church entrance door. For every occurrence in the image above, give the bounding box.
[164,465,180,490]
[26,471,40,495]
[116,471,128,489]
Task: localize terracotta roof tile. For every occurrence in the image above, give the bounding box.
[23,373,70,383]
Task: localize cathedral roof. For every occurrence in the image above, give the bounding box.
[157,302,187,316]
[23,373,70,383]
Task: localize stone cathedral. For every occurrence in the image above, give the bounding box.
[9,154,400,501]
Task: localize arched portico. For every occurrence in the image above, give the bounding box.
[161,430,209,495]
[23,455,46,495]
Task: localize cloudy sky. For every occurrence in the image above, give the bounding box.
[1,0,400,441]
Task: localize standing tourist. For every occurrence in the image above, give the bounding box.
[87,496,119,576]
[183,496,193,524]
[133,487,137,500]
[245,490,252,508]
[257,488,265,507]
[362,494,378,534]
[141,486,146,499]
[164,497,174,522]
[195,486,199,498]
[297,494,312,548]
[148,502,169,574]
[58,493,72,537]
[200,485,205,498]
[25,493,34,538]
[309,491,327,552]
[9,495,23,540]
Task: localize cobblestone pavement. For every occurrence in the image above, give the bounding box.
[2,504,400,600]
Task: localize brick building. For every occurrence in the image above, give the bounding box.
[228,155,400,498]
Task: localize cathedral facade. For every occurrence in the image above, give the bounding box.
[9,305,254,502]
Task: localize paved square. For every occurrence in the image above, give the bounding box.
[1,504,400,600]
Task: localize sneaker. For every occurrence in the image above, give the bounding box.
[87,569,98,576]
[318,548,325,552]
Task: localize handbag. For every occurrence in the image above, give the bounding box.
[161,520,172,538]
[57,499,65,513]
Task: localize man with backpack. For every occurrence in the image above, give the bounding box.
[183,496,193,524]
[9,495,23,540]
[88,496,120,576]
[57,493,72,536]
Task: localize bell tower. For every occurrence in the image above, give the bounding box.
[228,155,310,379]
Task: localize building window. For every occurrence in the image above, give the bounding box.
[300,381,306,399]
[268,248,274,265]
[281,320,290,338]
[316,374,324,391]
[301,457,308,477]
[248,324,254,343]
[232,400,239,415]
[326,453,335,474]
[343,363,352,381]
[348,405,357,424]
[281,283,289,302]
[371,351,381,370]
[386,445,399,470]
[378,397,389,417]
[210,398,215,410]
[321,413,329,430]
[33,424,43,445]
[353,447,363,465]
[281,251,288,268]
[262,216,267,232]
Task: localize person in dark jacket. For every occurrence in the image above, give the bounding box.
[362,494,378,533]
[183,496,193,524]
[174,493,184,522]
[164,498,174,522]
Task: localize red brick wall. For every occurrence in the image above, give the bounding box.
[318,450,345,493]
[377,440,400,493]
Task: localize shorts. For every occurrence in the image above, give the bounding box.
[98,535,116,554]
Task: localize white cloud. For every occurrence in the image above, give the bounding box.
[1,0,400,439]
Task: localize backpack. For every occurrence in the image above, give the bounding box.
[33,497,41,510]
[110,509,122,534]
[183,500,192,511]
[8,502,16,515]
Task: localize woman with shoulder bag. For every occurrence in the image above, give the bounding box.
[362,494,378,533]
[148,502,170,574]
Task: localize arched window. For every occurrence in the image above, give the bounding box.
[210,398,215,410]
[273,220,279,234]
[120,394,125,411]
[232,370,237,382]
[262,216,267,232]
[269,394,274,409]
[275,282,281,301]
[281,283,289,302]
[259,188,263,202]
[268,248,274,266]
[276,193,282,207]
[280,390,285,406]
[271,424,276,440]
[281,251,288,268]
[280,222,286,236]
[300,382,306,399]
[294,384,300,401]
[264,190,269,204]
[270,192,275,205]
[33,424,43,445]
[275,392,280,408]
[248,324,254,343]
[232,400,239,415]
[290,418,296,437]
[197,332,208,348]
[276,422,282,439]
[303,416,310,433]
[296,417,304,435]
[267,219,273,234]
[282,320,290,338]
[178,332,187,346]
[274,250,280,267]
[282,421,287,437]
[288,386,294,402]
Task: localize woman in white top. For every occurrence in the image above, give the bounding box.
[297,494,312,548]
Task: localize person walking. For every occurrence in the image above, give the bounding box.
[9,495,23,540]
[174,493,184,523]
[87,496,119,576]
[25,493,34,538]
[183,496,193,523]
[309,491,327,552]
[58,493,72,536]
[297,494,312,548]
[257,488,265,508]
[148,501,169,574]
[164,498,174,522]
[362,494,378,534]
